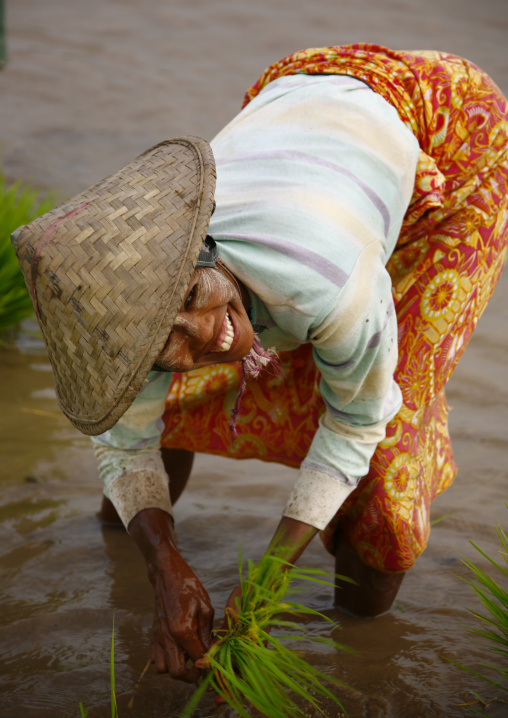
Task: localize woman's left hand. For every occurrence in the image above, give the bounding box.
[223,584,243,623]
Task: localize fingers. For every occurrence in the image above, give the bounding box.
[171,599,214,662]
[153,607,213,682]
[194,655,211,670]
[151,639,168,673]
[175,630,208,663]
[223,584,243,623]
[197,604,214,653]
[149,571,215,682]
[152,631,202,683]
[220,605,238,633]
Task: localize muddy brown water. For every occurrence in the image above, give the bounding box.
[1,1,508,716]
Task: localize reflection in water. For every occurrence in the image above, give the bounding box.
[1,389,506,718]
[0,497,65,535]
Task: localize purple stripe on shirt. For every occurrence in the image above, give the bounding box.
[226,149,391,237]
[217,232,349,287]
[322,394,358,423]
[314,352,356,371]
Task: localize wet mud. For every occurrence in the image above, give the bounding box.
[1,1,507,716]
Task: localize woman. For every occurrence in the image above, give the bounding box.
[13,44,508,684]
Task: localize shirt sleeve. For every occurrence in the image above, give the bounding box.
[209,74,419,531]
[91,370,174,530]
[282,240,402,530]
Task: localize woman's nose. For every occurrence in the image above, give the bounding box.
[173,312,214,349]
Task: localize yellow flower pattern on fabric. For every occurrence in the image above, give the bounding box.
[421,269,461,321]
[162,44,508,573]
[384,453,417,521]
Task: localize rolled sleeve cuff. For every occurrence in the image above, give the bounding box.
[282,466,357,530]
[108,471,173,531]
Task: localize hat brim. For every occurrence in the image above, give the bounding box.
[13,137,216,435]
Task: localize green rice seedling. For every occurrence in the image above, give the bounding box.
[0,171,55,339]
[452,518,508,715]
[78,615,119,718]
[182,552,352,718]
[463,526,508,679]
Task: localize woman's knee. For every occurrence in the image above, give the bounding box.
[334,531,405,617]
[161,448,195,505]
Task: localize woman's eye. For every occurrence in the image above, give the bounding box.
[184,285,197,309]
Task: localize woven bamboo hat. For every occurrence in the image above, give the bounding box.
[12,137,216,436]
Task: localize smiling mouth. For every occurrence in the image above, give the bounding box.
[211,311,235,353]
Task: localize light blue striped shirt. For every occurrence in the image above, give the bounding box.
[93,74,420,530]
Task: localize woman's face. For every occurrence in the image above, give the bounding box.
[155,265,254,372]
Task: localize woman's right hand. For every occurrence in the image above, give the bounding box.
[129,508,214,682]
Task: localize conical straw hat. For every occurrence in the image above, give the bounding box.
[12,137,216,436]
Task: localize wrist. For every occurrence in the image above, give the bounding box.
[265,516,318,566]
[129,507,178,565]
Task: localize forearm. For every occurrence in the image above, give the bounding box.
[129,507,214,679]
[264,516,319,566]
[129,507,178,579]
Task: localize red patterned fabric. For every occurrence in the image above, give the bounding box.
[162,45,508,572]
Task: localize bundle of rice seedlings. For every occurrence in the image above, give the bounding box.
[0,172,55,339]
[182,553,352,718]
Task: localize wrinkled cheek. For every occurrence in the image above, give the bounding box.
[157,334,192,372]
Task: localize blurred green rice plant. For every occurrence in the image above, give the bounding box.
[454,518,508,715]
[0,171,55,339]
[182,552,352,718]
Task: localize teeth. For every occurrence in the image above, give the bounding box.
[218,313,234,352]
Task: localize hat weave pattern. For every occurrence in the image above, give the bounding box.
[13,137,216,435]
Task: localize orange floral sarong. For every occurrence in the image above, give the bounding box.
[162,45,508,572]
